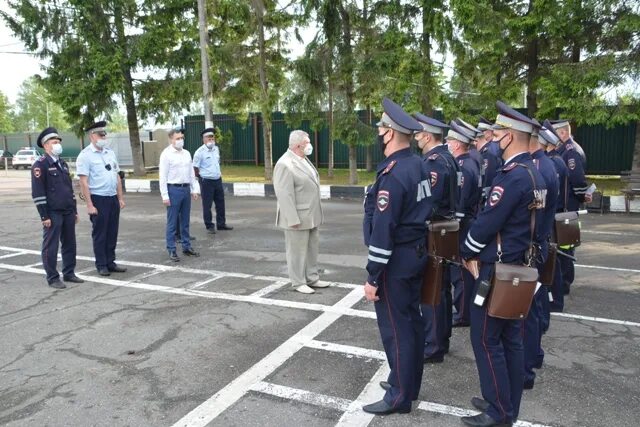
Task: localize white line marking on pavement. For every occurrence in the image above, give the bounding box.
[417,401,550,426]
[188,275,224,290]
[249,280,291,297]
[306,340,386,361]
[250,381,352,412]
[335,364,389,427]
[551,312,640,327]
[581,230,635,236]
[0,251,28,260]
[575,264,640,274]
[171,287,365,427]
[23,262,43,268]
[127,269,165,283]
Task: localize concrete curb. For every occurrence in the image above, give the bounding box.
[122,179,640,213]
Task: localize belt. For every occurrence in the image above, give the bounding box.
[168,183,190,187]
[200,177,221,181]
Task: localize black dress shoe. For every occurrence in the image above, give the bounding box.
[169,251,180,262]
[461,412,511,427]
[217,224,233,230]
[97,268,111,276]
[63,275,84,283]
[380,381,391,391]
[48,280,66,289]
[108,264,127,273]
[424,354,444,364]
[524,379,535,390]
[183,248,200,257]
[471,396,490,412]
[207,227,216,234]
[362,399,410,415]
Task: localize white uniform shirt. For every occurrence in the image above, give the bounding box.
[159,145,200,201]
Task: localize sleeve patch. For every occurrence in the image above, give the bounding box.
[568,158,576,170]
[489,186,504,206]
[33,167,41,178]
[430,171,438,187]
[377,190,390,212]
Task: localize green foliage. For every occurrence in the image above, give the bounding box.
[13,77,69,132]
[0,92,14,133]
[214,126,234,164]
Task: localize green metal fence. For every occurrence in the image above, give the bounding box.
[1,132,85,158]
[183,112,636,175]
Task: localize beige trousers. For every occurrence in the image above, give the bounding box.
[284,227,319,287]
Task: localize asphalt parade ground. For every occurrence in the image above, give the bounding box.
[1,174,639,427]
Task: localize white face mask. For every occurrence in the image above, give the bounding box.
[51,143,63,156]
[303,143,313,156]
[175,139,184,149]
[96,139,107,148]
[447,143,454,154]
[205,142,214,149]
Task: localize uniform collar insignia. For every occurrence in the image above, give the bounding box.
[382,160,397,174]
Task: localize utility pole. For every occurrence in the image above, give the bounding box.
[197,0,213,128]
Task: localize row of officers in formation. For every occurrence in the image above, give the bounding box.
[30,122,232,289]
[360,98,590,426]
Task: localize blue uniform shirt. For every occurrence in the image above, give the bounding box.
[363,148,432,285]
[547,149,569,212]
[556,138,588,211]
[76,144,120,196]
[456,152,481,218]
[193,144,222,179]
[462,152,547,265]
[422,144,460,220]
[31,155,77,220]
[532,150,559,258]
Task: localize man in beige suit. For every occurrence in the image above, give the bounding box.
[273,130,327,294]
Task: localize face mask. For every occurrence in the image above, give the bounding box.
[175,139,184,149]
[496,133,511,158]
[51,143,63,156]
[303,143,313,156]
[378,130,390,155]
[447,143,454,154]
[96,139,107,148]
[206,142,214,149]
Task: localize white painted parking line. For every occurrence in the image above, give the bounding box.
[188,275,224,290]
[249,280,291,297]
[417,401,551,427]
[551,312,640,327]
[575,264,640,274]
[335,364,389,427]
[127,269,165,283]
[251,381,352,412]
[24,262,43,268]
[171,287,364,427]
[0,251,28,260]
[306,340,386,361]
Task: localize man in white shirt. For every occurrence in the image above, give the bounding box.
[159,128,201,261]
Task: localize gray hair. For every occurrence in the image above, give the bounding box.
[289,130,310,148]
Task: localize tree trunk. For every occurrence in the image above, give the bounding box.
[632,121,640,176]
[420,0,433,113]
[526,38,539,116]
[366,106,373,172]
[253,1,273,180]
[114,4,145,176]
[327,60,334,178]
[338,3,357,185]
[348,145,358,185]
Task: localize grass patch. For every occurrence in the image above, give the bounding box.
[587,176,626,196]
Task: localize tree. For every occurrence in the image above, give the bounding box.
[3,0,201,176]
[0,91,14,133]
[13,77,68,132]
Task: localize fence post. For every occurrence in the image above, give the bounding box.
[3,135,7,152]
[314,129,318,166]
[253,113,259,166]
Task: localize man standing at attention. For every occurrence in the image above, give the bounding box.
[31,127,83,289]
[159,128,201,262]
[193,127,233,234]
[273,130,326,294]
[76,121,127,276]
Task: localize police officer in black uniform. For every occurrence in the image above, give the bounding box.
[362,98,431,415]
[31,127,84,289]
[413,114,460,363]
[460,102,546,427]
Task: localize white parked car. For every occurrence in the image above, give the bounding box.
[12,148,42,169]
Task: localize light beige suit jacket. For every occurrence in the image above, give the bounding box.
[273,150,323,230]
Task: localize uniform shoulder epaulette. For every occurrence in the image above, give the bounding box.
[382,160,397,174]
[502,162,518,172]
[427,153,439,161]
[37,155,46,161]
[566,143,574,151]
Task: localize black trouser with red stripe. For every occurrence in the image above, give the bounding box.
[374,241,427,409]
[41,210,76,284]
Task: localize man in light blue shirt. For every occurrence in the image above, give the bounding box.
[76,121,127,276]
[193,127,232,233]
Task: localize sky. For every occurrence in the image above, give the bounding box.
[0,23,43,104]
